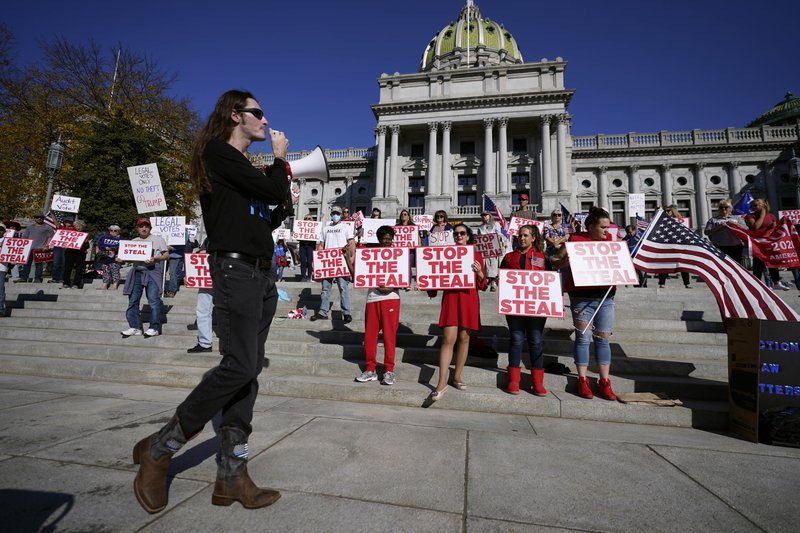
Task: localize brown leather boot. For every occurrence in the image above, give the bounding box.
[211,426,281,509]
[132,415,187,514]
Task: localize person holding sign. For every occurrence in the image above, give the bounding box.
[397,209,418,288]
[298,214,316,281]
[62,220,90,289]
[312,206,355,323]
[745,198,791,290]
[551,207,618,401]
[132,90,290,514]
[95,225,122,290]
[428,224,488,401]
[121,218,169,337]
[657,206,692,289]
[475,210,505,291]
[343,225,401,385]
[499,225,549,396]
[543,210,568,258]
[17,214,53,283]
[704,199,744,264]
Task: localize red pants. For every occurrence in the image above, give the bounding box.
[364,299,400,372]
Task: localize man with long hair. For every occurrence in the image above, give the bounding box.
[132,90,290,513]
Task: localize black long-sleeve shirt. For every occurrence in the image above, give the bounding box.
[200,138,289,258]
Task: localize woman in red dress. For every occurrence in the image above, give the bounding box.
[429,223,488,401]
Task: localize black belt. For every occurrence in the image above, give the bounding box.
[214,251,272,270]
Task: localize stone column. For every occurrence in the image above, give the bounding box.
[388,124,400,198]
[427,122,439,196]
[661,164,673,207]
[345,176,354,210]
[597,166,608,210]
[498,117,509,194]
[695,163,708,227]
[727,161,741,196]
[540,115,553,193]
[298,177,307,218]
[764,161,778,212]
[441,121,452,198]
[629,164,639,193]
[374,125,386,198]
[483,118,495,194]
[556,114,569,192]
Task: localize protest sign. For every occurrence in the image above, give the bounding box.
[48,229,89,250]
[361,218,395,244]
[184,253,213,289]
[779,210,800,225]
[353,247,410,288]
[392,225,420,248]
[118,240,153,262]
[185,224,198,241]
[628,193,645,218]
[272,228,291,243]
[292,220,322,241]
[474,233,504,259]
[34,249,54,263]
[507,216,544,237]
[128,163,167,214]
[51,194,81,213]
[413,214,433,231]
[677,217,691,229]
[3,229,16,238]
[0,238,33,264]
[416,245,474,290]
[498,269,564,318]
[151,216,186,246]
[565,240,638,286]
[428,230,454,246]
[313,248,350,279]
[609,223,621,241]
[352,210,365,229]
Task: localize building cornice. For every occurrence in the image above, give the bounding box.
[372,90,574,119]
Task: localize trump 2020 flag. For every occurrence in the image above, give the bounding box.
[633,209,799,321]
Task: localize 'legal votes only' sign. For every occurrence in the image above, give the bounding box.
[353,247,410,288]
[565,241,638,287]
[415,245,475,290]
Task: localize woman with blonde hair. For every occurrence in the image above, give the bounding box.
[746,198,790,290]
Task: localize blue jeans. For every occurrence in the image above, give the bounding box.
[0,271,6,313]
[166,256,183,293]
[52,247,65,281]
[505,315,547,368]
[570,296,614,367]
[299,243,314,279]
[319,276,351,317]
[196,289,213,348]
[20,255,44,281]
[126,272,162,330]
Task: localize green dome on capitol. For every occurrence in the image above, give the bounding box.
[748,91,800,127]
[420,1,524,72]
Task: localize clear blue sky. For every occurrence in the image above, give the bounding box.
[4,0,798,153]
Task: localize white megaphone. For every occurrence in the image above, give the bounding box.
[288,145,329,181]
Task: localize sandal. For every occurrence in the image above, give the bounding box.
[452,381,467,391]
[430,386,448,401]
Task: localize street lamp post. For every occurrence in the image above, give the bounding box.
[790,147,800,209]
[43,136,65,214]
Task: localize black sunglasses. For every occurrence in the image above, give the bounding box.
[453,231,467,236]
[238,108,264,120]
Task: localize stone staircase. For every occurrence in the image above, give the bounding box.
[3,276,793,429]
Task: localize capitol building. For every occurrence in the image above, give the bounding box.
[256,1,800,230]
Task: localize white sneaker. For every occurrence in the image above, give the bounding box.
[778,281,792,291]
[143,328,160,337]
[121,327,142,337]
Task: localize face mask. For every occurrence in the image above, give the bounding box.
[331,214,341,223]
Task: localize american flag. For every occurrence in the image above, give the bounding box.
[483,195,507,237]
[636,215,649,234]
[633,210,799,321]
[560,203,577,233]
[44,210,65,229]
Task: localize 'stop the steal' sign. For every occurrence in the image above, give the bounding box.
[313,248,350,280]
[507,216,544,237]
[391,225,420,248]
[51,194,81,213]
[292,220,321,241]
[184,253,213,289]
[565,240,638,287]
[49,229,89,250]
[128,163,167,214]
[353,247,410,288]
[474,233,504,259]
[0,238,33,264]
[498,269,564,318]
[416,245,475,290]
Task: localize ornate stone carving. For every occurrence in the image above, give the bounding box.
[498,117,509,128]
[389,124,400,135]
[695,162,706,170]
[441,121,452,131]
[483,117,495,129]
[598,165,608,173]
[541,115,552,126]
[428,122,439,132]
[375,125,386,136]
[557,113,570,124]
[729,160,740,169]
[662,163,672,171]
[630,164,640,172]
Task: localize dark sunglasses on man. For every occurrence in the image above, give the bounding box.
[238,107,264,120]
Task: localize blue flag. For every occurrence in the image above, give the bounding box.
[732,191,753,215]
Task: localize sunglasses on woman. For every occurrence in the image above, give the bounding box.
[453,231,467,236]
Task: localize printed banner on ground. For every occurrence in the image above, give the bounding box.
[0,238,33,264]
[428,230,454,246]
[118,240,153,261]
[184,253,213,289]
[48,229,89,250]
[507,216,544,237]
[353,247,410,288]
[128,163,167,214]
[51,194,81,213]
[416,245,475,290]
[361,218,396,244]
[392,225,420,248]
[292,220,322,241]
[313,248,350,279]
[498,269,564,318]
[565,241,638,286]
[413,215,433,231]
[474,233,504,259]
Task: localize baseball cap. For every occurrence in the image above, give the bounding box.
[108,224,121,231]
[330,206,342,214]
[136,218,151,227]
[519,194,529,200]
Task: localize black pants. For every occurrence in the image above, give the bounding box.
[63,251,84,287]
[658,272,690,286]
[176,255,277,437]
[299,243,314,279]
[752,258,780,284]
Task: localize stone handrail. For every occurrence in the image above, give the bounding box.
[573,124,800,151]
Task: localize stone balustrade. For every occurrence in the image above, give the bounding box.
[573,124,800,151]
